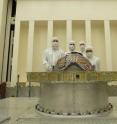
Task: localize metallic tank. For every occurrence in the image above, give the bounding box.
[27,53,114,116]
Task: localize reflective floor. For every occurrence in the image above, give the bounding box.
[1,97,117,124]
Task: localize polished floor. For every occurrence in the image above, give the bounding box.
[1,97,117,124]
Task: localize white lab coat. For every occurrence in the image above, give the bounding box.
[86,55,100,71]
[43,48,65,71]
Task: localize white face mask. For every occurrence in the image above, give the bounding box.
[69,44,75,52]
[80,45,85,52]
[52,41,59,50]
[86,52,93,58]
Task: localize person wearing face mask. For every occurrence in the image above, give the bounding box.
[43,37,65,71]
[79,41,86,57]
[67,40,76,53]
[66,40,82,55]
[85,45,100,71]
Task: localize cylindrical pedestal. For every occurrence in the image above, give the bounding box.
[36,81,112,116]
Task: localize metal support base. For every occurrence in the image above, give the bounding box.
[35,103,113,117]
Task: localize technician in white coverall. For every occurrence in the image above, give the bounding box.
[79,41,86,57]
[66,40,77,54]
[43,37,65,71]
[85,45,100,71]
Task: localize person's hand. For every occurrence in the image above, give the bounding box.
[48,66,52,71]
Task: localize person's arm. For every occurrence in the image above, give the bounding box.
[43,50,49,71]
[43,49,52,71]
[61,49,65,57]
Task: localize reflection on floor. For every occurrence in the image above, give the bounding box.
[1,97,117,124]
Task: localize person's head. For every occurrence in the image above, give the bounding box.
[86,45,93,58]
[51,37,59,50]
[79,41,86,53]
[69,40,76,52]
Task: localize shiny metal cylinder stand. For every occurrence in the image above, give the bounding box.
[36,81,113,116]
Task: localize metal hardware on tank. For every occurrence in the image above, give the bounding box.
[35,103,113,117]
[27,52,116,117]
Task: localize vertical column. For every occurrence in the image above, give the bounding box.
[7,31,14,82]
[2,0,12,82]
[104,20,112,71]
[27,20,34,72]
[0,0,9,82]
[11,20,20,86]
[66,20,72,50]
[47,20,53,47]
[85,20,91,44]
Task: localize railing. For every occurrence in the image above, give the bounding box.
[16,74,33,97]
[27,71,117,82]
